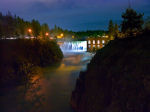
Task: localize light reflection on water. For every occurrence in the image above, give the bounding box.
[0,52,93,112]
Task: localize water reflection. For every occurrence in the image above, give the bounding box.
[0,52,93,112]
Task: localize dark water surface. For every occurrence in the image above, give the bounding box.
[0,52,93,112]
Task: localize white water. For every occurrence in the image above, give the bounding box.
[60,41,87,53]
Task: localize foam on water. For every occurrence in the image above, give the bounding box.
[60,41,87,53]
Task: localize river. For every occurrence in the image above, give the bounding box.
[0,52,93,112]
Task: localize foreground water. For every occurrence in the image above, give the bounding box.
[0,52,93,112]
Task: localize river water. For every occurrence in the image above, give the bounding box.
[0,52,93,112]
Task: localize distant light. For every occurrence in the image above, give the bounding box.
[93,40,95,44]
[105,35,109,38]
[49,37,54,40]
[103,35,109,38]
[88,40,91,44]
[57,35,62,39]
[60,33,64,37]
[25,36,30,39]
[30,37,35,39]
[97,40,100,44]
[45,32,49,36]
[28,29,32,33]
[57,33,64,39]
[72,35,75,39]
[102,40,105,44]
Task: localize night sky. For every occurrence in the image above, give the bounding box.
[0,0,150,31]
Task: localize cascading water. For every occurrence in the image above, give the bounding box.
[60,41,87,52]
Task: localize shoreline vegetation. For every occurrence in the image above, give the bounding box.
[71,8,150,112]
[0,39,63,93]
[0,11,107,41]
[71,30,150,112]
[0,11,64,93]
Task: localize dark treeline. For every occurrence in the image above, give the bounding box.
[71,30,150,112]
[74,30,107,40]
[0,11,50,38]
[0,11,107,40]
[0,39,63,92]
[0,12,64,92]
[108,8,150,39]
[71,8,150,112]
[50,25,107,40]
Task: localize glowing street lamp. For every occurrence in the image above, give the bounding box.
[45,32,49,36]
[28,28,32,33]
[57,33,64,39]
[57,35,62,39]
[60,33,64,37]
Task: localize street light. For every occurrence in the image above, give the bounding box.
[45,32,49,36]
[28,28,32,33]
[60,33,64,37]
[57,33,64,39]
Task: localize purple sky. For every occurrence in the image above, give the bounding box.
[0,0,150,31]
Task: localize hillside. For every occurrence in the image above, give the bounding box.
[71,31,150,112]
[0,39,63,91]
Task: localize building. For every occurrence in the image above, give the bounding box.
[87,37,109,52]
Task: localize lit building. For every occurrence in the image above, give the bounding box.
[87,37,109,52]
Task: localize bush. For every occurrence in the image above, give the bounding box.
[0,39,63,90]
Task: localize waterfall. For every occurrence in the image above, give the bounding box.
[60,41,87,52]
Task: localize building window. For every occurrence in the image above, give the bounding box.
[93,40,95,44]
[97,45,100,48]
[93,45,95,48]
[97,40,100,44]
[102,40,105,44]
[88,45,91,48]
[88,40,91,44]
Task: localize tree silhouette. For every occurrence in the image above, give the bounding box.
[108,20,119,39]
[144,16,150,31]
[121,8,144,35]
[0,12,51,39]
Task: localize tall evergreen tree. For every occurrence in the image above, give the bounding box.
[108,20,114,39]
[144,16,150,31]
[114,24,119,37]
[121,8,144,35]
[40,23,50,38]
[31,19,41,38]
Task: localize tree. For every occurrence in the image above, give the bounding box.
[144,16,150,31]
[31,19,41,38]
[114,24,119,37]
[108,20,114,35]
[121,8,144,35]
[108,20,120,39]
[40,23,50,38]
[0,12,3,38]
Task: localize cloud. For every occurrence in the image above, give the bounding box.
[0,0,149,31]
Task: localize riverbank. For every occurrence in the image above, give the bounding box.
[0,52,93,112]
[71,31,150,112]
[0,39,63,92]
